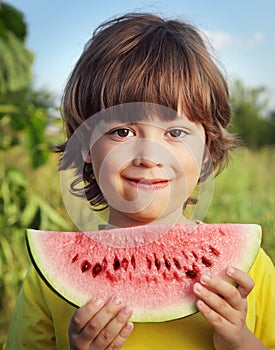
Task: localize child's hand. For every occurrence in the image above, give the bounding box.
[193,267,264,350]
[68,296,134,350]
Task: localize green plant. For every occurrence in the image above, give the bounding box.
[230,80,275,148]
[206,147,275,262]
[0,2,32,94]
[0,162,72,345]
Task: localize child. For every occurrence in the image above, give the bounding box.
[6,13,275,350]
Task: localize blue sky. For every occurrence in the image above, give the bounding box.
[5,0,275,108]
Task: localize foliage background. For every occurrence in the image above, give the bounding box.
[0,2,274,347]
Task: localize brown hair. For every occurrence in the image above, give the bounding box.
[57,12,237,210]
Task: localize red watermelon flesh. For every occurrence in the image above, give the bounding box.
[26,223,261,322]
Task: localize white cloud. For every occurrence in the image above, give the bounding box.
[203,30,264,49]
[245,32,264,48]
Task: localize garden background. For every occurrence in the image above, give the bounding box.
[0,3,275,347]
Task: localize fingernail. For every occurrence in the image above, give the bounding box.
[194,283,203,293]
[227,266,235,276]
[123,306,132,316]
[112,296,121,305]
[94,297,104,307]
[197,300,206,310]
[125,322,134,330]
[201,273,211,284]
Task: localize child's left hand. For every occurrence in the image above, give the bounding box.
[193,266,264,350]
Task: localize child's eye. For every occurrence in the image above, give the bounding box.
[111,128,135,138]
[166,128,187,139]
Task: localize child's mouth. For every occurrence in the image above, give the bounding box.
[125,177,170,190]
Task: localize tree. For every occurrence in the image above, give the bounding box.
[0,2,56,168]
[0,2,33,94]
[229,79,275,148]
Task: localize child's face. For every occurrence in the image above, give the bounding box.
[89,109,205,227]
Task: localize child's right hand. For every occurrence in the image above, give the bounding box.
[68,296,134,349]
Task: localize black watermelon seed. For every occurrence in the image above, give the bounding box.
[92,263,102,277]
[131,255,136,269]
[164,257,171,270]
[146,256,152,269]
[185,263,199,279]
[81,260,91,273]
[173,258,181,269]
[185,269,197,279]
[113,256,120,270]
[202,256,212,267]
[154,254,161,270]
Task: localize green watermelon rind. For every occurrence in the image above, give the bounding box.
[25,223,262,323]
[25,234,81,308]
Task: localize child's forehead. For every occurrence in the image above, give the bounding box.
[91,103,190,125]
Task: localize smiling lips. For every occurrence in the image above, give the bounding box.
[124,177,170,190]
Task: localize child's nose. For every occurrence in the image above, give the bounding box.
[131,139,163,168]
[132,157,161,168]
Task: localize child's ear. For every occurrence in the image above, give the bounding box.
[202,147,209,164]
[81,149,92,164]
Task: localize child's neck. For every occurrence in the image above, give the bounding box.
[105,209,190,229]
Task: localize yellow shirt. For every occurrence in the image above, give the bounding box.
[5,248,275,349]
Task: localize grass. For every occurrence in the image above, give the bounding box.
[205,147,275,262]
[0,146,274,347]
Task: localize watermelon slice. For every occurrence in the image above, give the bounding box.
[26,223,261,322]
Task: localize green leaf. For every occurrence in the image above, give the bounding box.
[6,167,26,187]
[0,3,27,41]
[0,104,18,113]
[0,32,33,94]
[31,193,71,230]
[25,108,50,168]
[0,234,13,265]
[21,194,39,227]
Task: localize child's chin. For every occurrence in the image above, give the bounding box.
[123,209,173,226]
